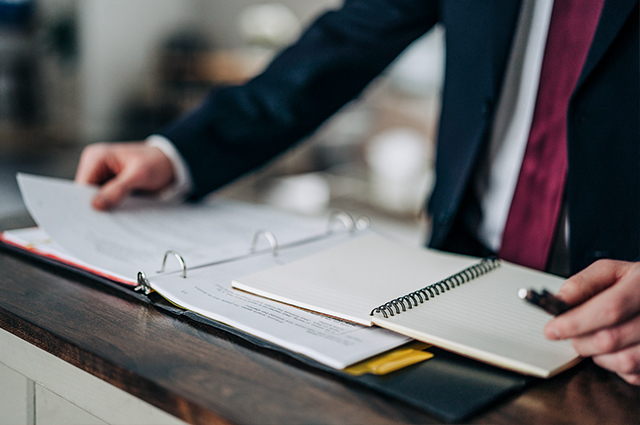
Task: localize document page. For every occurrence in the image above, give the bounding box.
[18,174,328,282]
[150,232,410,369]
[0,227,132,283]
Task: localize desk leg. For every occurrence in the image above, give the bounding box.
[35,383,108,425]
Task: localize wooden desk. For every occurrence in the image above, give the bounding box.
[0,216,638,424]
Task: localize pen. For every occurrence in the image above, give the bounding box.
[518,288,571,316]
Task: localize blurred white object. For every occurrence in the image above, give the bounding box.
[366,128,434,213]
[264,173,331,215]
[387,25,445,96]
[238,3,302,48]
[314,103,373,167]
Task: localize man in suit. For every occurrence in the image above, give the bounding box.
[75,0,639,384]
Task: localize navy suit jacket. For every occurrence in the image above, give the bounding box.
[161,0,639,275]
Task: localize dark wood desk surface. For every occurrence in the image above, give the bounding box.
[0,215,638,425]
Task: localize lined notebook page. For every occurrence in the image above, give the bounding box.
[232,234,480,325]
[373,262,578,377]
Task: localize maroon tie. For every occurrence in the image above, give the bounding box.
[499,0,605,271]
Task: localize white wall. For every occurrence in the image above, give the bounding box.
[78,0,206,141]
[76,0,339,142]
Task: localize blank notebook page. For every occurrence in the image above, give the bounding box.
[232,233,480,325]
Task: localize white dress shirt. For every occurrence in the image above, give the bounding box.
[476,0,554,252]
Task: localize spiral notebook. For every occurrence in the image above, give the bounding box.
[232,234,580,378]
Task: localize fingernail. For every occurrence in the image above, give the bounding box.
[93,195,108,210]
[544,327,560,340]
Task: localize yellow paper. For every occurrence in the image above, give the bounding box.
[343,342,433,376]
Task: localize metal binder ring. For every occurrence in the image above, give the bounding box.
[157,250,187,278]
[135,271,152,295]
[355,215,371,230]
[326,210,355,234]
[251,230,278,256]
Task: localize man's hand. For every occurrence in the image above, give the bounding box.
[544,260,640,385]
[75,142,175,210]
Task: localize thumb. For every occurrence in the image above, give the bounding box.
[92,169,139,210]
[555,260,624,306]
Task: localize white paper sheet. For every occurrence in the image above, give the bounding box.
[1,227,133,283]
[18,173,328,281]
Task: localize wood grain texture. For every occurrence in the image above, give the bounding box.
[0,217,638,424]
[0,247,435,424]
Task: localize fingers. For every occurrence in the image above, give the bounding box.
[617,372,640,385]
[555,259,626,306]
[544,260,640,385]
[91,166,140,210]
[545,261,640,339]
[591,344,640,385]
[75,143,119,185]
[569,314,640,357]
[75,142,176,210]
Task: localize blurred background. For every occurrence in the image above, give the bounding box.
[0,0,445,244]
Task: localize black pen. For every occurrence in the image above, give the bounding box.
[518,288,571,316]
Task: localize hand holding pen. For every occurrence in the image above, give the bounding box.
[521,260,640,385]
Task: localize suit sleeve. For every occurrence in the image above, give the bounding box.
[158,0,438,199]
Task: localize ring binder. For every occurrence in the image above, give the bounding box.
[137,210,364,290]
[326,211,355,234]
[251,230,279,256]
[370,257,500,318]
[158,250,188,278]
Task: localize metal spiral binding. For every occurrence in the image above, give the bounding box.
[370,257,501,318]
